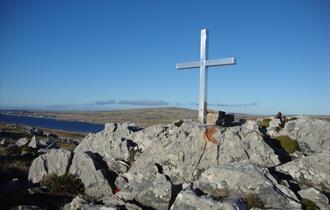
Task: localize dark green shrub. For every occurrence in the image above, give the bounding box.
[41,173,84,195]
[302,199,320,210]
[242,193,264,209]
[273,135,299,154]
[259,118,272,128]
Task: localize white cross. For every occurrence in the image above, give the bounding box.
[176,29,236,124]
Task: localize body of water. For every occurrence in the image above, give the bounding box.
[0,114,104,133]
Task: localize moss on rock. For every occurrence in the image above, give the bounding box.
[273,135,299,154]
[259,118,272,129]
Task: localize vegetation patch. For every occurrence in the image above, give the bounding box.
[273,135,299,154]
[259,118,272,129]
[242,193,264,209]
[41,173,84,196]
[302,198,320,210]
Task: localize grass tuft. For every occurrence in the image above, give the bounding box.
[242,193,264,209]
[41,173,84,196]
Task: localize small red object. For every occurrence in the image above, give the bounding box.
[114,188,121,193]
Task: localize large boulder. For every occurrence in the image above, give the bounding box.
[276,151,330,192]
[274,118,330,154]
[28,148,72,183]
[194,163,301,209]
[170,189,246,210]
[69,152,113,198]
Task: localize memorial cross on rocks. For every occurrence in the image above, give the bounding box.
[176,29,236,124]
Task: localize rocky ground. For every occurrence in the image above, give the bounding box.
[0,116,329,210]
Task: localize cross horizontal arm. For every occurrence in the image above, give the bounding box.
[176,57,236,70]
[176,61,200,69]
[206,57,235,67]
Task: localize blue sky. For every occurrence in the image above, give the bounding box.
[1,0,329,115]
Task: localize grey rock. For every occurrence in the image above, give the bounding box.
[38,138,52,147]
[194,163,301,209]
[16,137,29,146]
[63,196,117,210]
[116,166,172,210]
[28,136,38,148]
[0,138,6,145]
[276,151,330,192]
[170,189,247,210]
[267,118,282,137]
[28,148,72,183]
[17,206,41,210]
[298,188,329,210]
[74,122,145,174]
[276,118,330,154]
[69,152,113,198]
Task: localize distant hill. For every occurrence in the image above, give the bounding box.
[1,107,328,127]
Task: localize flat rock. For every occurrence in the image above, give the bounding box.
[28,148,72,183]
[69,151,113,198]
[194,163,301,209]
[276,151,330,192]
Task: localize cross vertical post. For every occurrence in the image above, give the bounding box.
[199,29,208,124]
[176,29,236,125]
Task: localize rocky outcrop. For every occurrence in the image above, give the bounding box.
[69,152,114,198]
[127,120,280,187]
[24,117,330,209]
[276,151,330,192]
[194,163,301,209]
[28,148,72,183]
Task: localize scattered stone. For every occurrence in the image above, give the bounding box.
[16,137,29,146]
[69,151,113,198]
[0,138,6,145]
[298,188,330,210]
[276,151,330,192]
[28,136,38,148]
[28,148,73,183]
[17,206,41,210]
